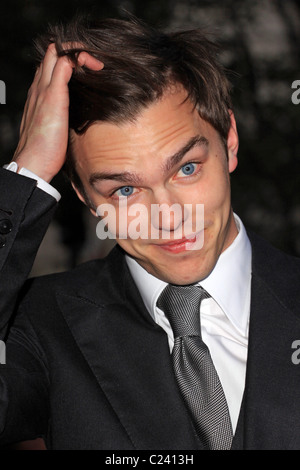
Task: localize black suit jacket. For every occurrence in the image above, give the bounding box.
[1,168,300,450]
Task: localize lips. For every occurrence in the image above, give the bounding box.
[155,234,198,253]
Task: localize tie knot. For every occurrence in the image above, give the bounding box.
[157,284,210,338]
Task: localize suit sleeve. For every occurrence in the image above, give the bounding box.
[0,167,58,446]
[0,167,57,338]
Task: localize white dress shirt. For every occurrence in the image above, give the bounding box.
[126,214,252,432]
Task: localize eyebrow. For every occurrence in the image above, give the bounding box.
[162,135,208,173]
[89,135,209,187]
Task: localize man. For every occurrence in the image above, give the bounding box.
[0,16,300,450]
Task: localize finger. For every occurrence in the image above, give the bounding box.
[59,42,104,71]
[26,65,42,98]
[49,50,104,90]
[38,43,60,88]
[34,64,43,81]
[19,66,42,135]
[48,54,75,90]
[77,51,104,71]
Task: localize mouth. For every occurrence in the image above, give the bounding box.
[153,232,203,254]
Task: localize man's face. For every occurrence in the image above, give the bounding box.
[72,87,238,285]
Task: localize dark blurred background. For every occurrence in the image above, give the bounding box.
[1,0,300,277]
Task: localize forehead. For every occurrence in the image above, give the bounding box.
[70,88,215,169]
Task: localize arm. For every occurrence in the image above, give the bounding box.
[0,45,103,445]
[0,45,103,334]
[0,168,57,337]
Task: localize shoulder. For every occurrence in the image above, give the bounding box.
[19,245,126,305]
[248,230,300,308]
[249,231,300,273]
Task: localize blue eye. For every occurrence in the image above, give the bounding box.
[179,163,196,176]
[115,186,135,197]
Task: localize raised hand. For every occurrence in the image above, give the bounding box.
[12,43,103,182]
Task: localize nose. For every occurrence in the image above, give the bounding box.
[150,190,186,237]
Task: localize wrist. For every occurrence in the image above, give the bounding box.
[3,161,61,202]
[11,157,56,183]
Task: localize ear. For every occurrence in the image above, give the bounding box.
[71,182,98,217]
[227,110,239,174]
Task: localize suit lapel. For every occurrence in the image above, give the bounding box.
[56,248,201,450]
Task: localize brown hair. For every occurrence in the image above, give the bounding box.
[35,15,232,197]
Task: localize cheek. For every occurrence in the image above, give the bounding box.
[198,168,230,213]
[116,238,146,262]
[208,182,230,213]
[97,203,152,241]
[82,188,107,213]
[182,176,230,214]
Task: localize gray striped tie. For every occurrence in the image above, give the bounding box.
[157,284,233,450]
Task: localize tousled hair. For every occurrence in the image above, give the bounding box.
[35,16,233,199]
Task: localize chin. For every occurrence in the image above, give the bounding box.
[163,254,214,285]
[154,267,210,286]
[135,246,215,285]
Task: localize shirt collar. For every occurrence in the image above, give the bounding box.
[125,214,252,336]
